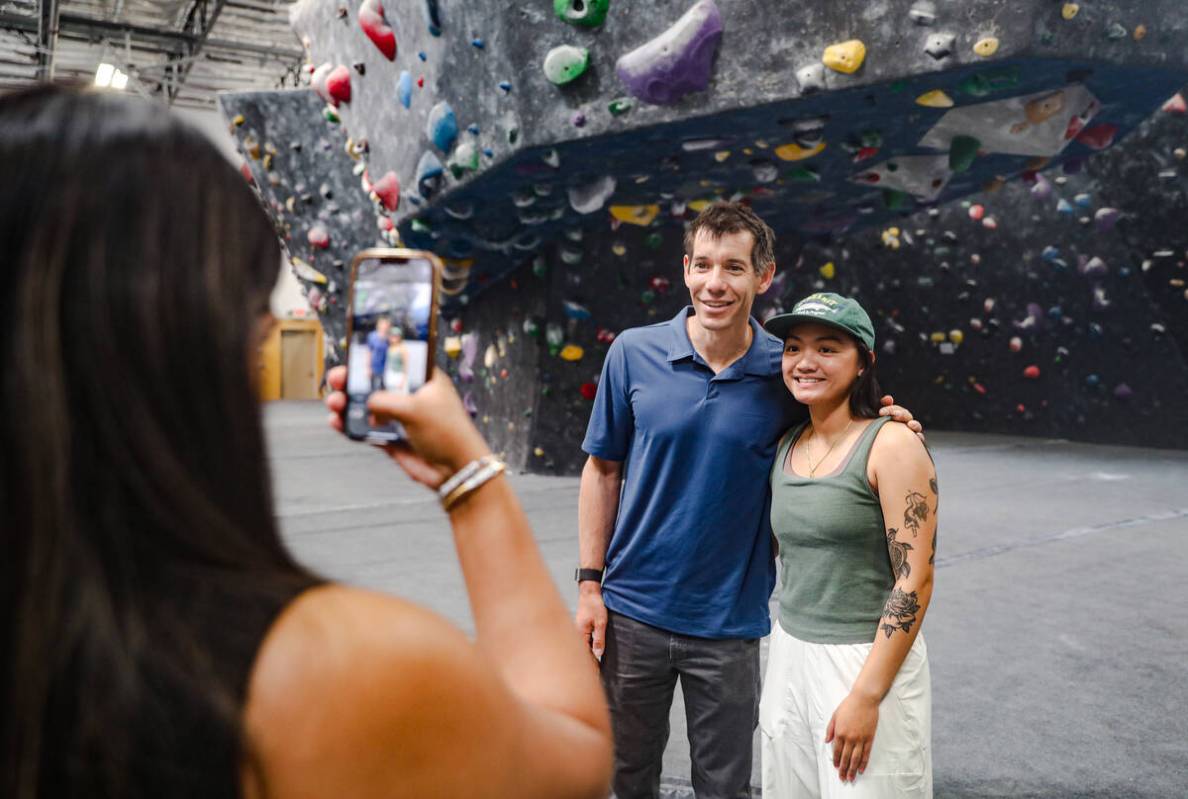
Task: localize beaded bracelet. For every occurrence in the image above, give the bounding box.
[441,458,507,511]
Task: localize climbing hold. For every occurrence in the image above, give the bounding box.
[415,150,445,199]
[1076,123,1118,150]
[611,242,627,257]
[973,36,999,57]
[1134,24,1147,40]
[580,382,598,400]
[1105,23,1127,41]
[446,140,481,177]
[615,0,723,105]
[542,149,561,168]
[571,111,587,127]
[1113,383,1133,400]
[554,0,609,28]
[231,114,245,127]
[650,275,671,293]
[1056,198,1074,214]
[544,45,590,85]
[370,171,400,211]
[310,62,334,105]
[819,261,836,279]
[775,141,825,161]
[949,330,965,346]
[787,166,820,183]
[358,0,396,61]
[1023,365,1041,379]
[397,71,412,108]
[1081,256,1107,276]
[1094,207,1120,232]
[568,176,617,214]
[929,332,946,344]
[498,80,513,93]
[1009,337,1023,352]
[1031,174,1052,200]
[822,40,866,74]
[596,328,616,344]
[325,65,352,106]
[924,32,956,60]
[1162,93,1187,115]
[968,204,985,221]
[957,68,1020,98]
[916,89,954,108]
[307,224,330,250]
[883,190,910,211]
[752,160,778,183]
[1061,3,1079,19]
[608,97,634,116]
[908,1,937,25]
[560,344,584,362]
[422,0,442,35]
[471,38,485,49]
[564,301,592,321]
[641,289,656,305]
[426,101,458,152]
[795,63,827,94]
[949,135,981,173]
[290,257,327,285]
[609,204,660,226]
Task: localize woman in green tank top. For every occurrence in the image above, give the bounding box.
[758,293,938,798]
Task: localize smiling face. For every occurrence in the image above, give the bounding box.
[683,228,774,334]
[782,321,865,407]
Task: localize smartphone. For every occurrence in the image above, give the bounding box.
[344,248,442,442]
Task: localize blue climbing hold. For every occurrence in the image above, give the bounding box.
[415,150,445,198]
[498,81,512,93]
[564,300,593,321]
[482,147,494,158]
[1041,245,1061,262]
[467,123,480,135]
[418,51,427,62]
[1056,198,1074,214]
[472,37,485,49]
[427,101,458,152]
[397,70,412,108]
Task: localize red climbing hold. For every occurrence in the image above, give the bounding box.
[1076,123,1118,151]
[239,161,254,184]
[973,382,987,395]
[370,170,400,211]
[308,224,330,249]
[580,382,598,400]
[1163,93,1187,115]
[358,0,397,61]
[417,76,425,88]
[326,65,352,106]
[1022,365,1040,379]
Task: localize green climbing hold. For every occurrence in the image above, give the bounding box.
[447,140,481,178]
[543,45,590,85]
[532,256,548,278]
[957,67,1020,97]
[608,97,634,116]
[323,106,340,124]
[410,218,432,233]
[787,166,820,183]
[889,80,907,93]
[883,189,910,211]
[554,0,609,27]
[645,232,663,250]
[860,130,883,148]
[949,135,981,173]
[641,289,656,305]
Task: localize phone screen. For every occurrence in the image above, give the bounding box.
[345,254,436,442]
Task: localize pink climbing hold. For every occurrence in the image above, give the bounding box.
[1022,365,1040,379]
[1076,123,1118,151]
[326,65,352,106]
[1163,93,1187,115]
[370,170,400,211]
[358,0,397,61]
[968,204,985,221]
[308,224,330,249]
[239,161,254,184]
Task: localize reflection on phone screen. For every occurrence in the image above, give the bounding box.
[346,257,433,442]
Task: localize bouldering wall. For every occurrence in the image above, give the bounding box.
[222,0,1188,472]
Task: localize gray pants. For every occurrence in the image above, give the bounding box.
[600,610,761,799]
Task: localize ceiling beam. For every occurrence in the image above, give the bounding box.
[34,0,59,80]
[164,0,228,104]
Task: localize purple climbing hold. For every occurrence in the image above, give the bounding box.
[1094,207,1120,232]
[615,0,723,106]
[1113,383,1133,400]
[1080,256,1108,277]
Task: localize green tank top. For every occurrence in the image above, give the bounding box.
[770,416,893,644]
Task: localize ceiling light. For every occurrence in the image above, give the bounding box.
[94,62,114,87]
[110,69,128,90]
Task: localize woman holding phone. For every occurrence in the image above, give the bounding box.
[0,84,611,799]
[759,293,937,798]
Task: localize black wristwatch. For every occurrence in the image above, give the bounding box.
[574,567,603,584]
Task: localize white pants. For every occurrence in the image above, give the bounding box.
[759,622,932,798]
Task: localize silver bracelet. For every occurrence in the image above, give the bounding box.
[441,459,506,511]
[438,454,498,500]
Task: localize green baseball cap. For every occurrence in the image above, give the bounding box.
[763,292,876,350]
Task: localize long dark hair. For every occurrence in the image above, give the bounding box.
[0,84,316,797]
[850,343,883,419]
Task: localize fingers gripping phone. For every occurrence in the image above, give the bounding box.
[344,248,442,442]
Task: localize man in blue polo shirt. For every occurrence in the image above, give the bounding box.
[577,202,918,799]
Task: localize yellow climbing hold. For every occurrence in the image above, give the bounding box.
[559,344,585,361]
[1061,3,1079,20]
[1133,24,1147,41]
[819,261,836,279]
[232,113,246,126]
[822,39,866,74]
[444,336,462,358]
[687,199,712,212]
[916,90,954,108]
[930,331,946,344]
[949,330,965,346]
[974,36,999,57]
[714,150,732,162]
[612,242,627,256]
[775,141,826,162]
[533,447,545,457]
[609,204,660,226]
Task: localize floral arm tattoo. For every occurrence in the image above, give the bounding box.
[880,587,921,639]
[881,479,937,638]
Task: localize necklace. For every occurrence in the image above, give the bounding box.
[804,418,855,478]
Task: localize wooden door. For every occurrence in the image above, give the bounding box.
[281,329,318,399]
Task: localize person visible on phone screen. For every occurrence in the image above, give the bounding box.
[367,316,391,391]
[384,326,411,393]
[1,84,611,799]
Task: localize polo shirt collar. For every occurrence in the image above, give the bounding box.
[666,306,782,377]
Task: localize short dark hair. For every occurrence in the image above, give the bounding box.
[683,201,776,274]
[850,345,883,419]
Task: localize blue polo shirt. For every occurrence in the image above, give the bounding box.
[582,307,805,639]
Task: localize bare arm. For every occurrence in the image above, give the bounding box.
[826,422,937,783]
[575,454,622,657]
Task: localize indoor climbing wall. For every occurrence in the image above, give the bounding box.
[223,0,1188,471]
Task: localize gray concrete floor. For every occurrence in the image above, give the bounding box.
[266,401,1188,798]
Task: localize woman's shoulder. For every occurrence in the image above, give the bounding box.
[869,416,929,461]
